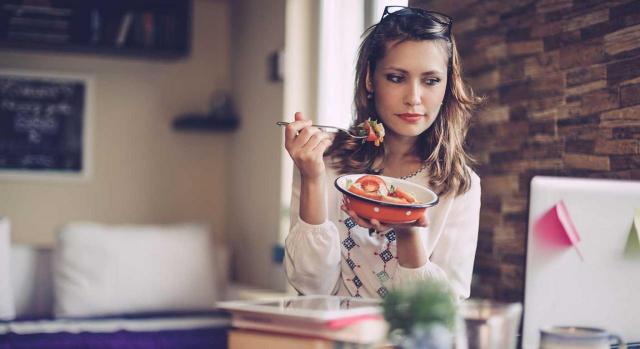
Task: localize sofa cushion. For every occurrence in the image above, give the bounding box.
[53,223,218,318]
[0,217,16,320]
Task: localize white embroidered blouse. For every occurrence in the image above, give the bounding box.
[284,162,481,300]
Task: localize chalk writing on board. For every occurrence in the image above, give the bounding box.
[0,71,88,175]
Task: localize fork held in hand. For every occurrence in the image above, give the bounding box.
[276,121,367,139]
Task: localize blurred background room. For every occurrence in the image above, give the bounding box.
[0,0,638,348]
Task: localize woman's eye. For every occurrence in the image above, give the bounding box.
[386,74,404,83]
[425,78,440,86]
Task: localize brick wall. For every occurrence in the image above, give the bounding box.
[412,0,640,303]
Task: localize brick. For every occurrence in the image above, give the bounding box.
[621,76,640,87]
[566,65,606,87]
[510,105,528,121]
[500,61,525,84]
[470,69,500,91]
[499,81,530,104]
[490,150,522,164]
[524,51,560,78]
[536,0,572,14]
[565,139,595,154]
[581,16,626,41]
[607,56,640,86]
[524,142,564,158]
[486,43,508,60]
[621,83,640,107]
[530,108,559,121]
[576,88,620,115]
[527,95,564,113]
[594,139,639,155]
[501,197,528,214]
[480,209,501,231]
[560,40,607,69]
[544,30,580,51]
[600,105,640,127]
[496,159,564,172]
[508,40,544,56]
[610,155,640,171]
[483,174,520,196]
[612,126,640,139]
[531,72,565,98]
[531,19,563,38]
[565,80,607,96]
[564,8,609,31]
[559,123,613,141]
[605,24,640,56]
[611,1,640,20]
[455,17,478,33]
[499,264,524,289]
[506,28,531,42]
[529,120,556,136]
[563,153,610,171]
[476,106,510,124]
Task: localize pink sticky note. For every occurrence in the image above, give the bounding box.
[534,200,583,260]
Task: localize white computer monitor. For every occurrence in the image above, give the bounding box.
[523,176,640,349]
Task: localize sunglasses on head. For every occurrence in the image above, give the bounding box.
[380,6,453,36]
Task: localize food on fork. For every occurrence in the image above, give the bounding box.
[358,118,385,146]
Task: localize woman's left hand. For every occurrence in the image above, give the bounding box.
[340,203,428,232]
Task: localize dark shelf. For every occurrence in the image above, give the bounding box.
[172,115,240,132]
[0,0,191,60]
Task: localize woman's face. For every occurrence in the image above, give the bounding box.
[369,39,448,140]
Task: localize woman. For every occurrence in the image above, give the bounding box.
[283,6,482,300]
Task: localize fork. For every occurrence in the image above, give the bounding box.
[276,121,367,139]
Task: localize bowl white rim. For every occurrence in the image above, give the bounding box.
[334,174,439,209]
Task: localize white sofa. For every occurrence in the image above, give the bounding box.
[0,220,287,349]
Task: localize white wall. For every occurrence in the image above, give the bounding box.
[0,0,231,245]
[228,0,287,290]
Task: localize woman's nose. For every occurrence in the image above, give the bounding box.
[404,82,421,106]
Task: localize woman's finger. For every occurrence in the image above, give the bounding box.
[310,134,334,155]
[302,131,331,152]
[369,219,390,232]
[284,119,312,149]
[292,125,320,149]
[415,215,429,227]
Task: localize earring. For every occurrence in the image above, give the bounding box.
[367,92,373,99]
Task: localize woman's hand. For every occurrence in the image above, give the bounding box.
[284,112,334,181]
[341,203,429,268]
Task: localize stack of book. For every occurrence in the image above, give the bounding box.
[2,3,72,44]
[217,295,391,349]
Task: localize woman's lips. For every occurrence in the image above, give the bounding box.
[396,113,424,123]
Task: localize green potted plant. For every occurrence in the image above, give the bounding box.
[382,280,458,349]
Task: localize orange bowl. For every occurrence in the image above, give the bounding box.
[334,174,439,224]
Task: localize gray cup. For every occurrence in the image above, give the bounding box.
[539,326,624,349]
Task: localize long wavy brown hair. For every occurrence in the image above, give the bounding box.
[327,8,482,197]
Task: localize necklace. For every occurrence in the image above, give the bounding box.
[400,161,428,180]
[372,161,428,180]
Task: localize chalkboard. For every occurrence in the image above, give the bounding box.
[0,70,92,180]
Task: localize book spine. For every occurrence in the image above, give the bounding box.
[115,12,134,47]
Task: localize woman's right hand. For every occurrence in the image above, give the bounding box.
[284,112,334,181]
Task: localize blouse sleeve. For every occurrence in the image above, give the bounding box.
[392,171,481,301]
[284,168,342,295]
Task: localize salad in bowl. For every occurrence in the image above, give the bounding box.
[335,174,438,224]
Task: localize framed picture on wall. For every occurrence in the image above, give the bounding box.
[0,69,93,181]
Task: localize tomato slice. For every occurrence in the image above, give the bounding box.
[348,185,383,200]
[355,175,388,193]
[390,187,417,203]
[364,122,378,142]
